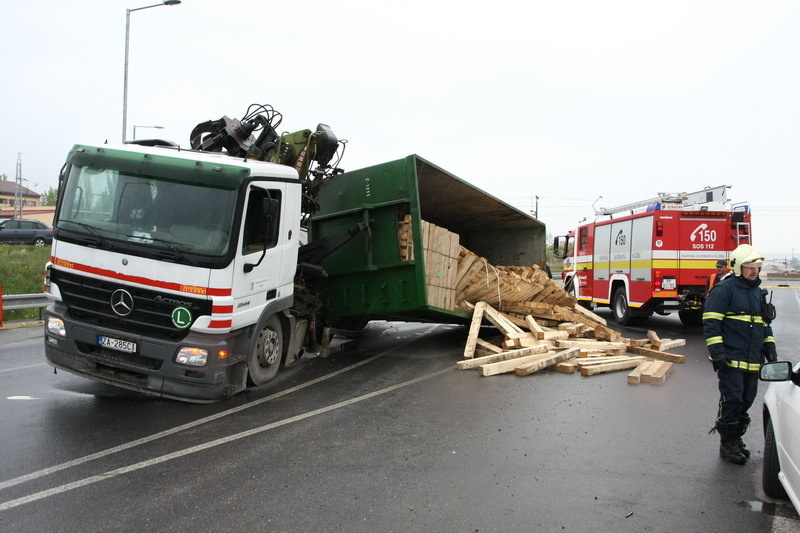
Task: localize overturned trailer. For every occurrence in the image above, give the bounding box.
[311,155,547,326]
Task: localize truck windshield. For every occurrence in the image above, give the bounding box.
[56,165,237,256]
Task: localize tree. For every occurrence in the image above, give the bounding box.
[42,187,58,206]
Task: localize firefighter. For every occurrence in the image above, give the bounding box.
[705,259,729,298]
[703,244,776,464]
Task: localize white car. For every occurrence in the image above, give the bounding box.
[760,361,800,512]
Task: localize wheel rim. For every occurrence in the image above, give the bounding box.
[614,294,626,320]
[257,327,280,368]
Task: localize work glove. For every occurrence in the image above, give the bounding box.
[763,344,778,363]
[710,353,730,372]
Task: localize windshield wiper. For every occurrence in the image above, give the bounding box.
[66,221,118,251]
[144,237,196,265]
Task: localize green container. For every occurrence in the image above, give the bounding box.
[309,155,546,324]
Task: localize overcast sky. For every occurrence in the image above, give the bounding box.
[2,1,798,257]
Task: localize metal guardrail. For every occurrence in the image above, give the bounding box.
[0,293,49,323]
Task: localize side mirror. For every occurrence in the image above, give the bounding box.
[759,361,793,382]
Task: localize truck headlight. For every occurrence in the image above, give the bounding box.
[176,347,208,367]
[46,316,66,337]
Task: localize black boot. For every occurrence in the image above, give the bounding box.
[735,415,751,458]
[714,423,747,464]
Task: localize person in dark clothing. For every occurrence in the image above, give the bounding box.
[705,259,729,298]
[703,244,776,464]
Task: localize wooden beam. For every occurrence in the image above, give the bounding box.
[653,338,686,351]
[627,361,657,384]
[515,348,581,376]
[462,301,486,359]
[456,344,550,370]
[638,360,674,384]
[479,350,559,376]
[579,358,645,376]
[628,345,686,363]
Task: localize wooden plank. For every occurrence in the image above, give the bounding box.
[475,338,504,354]
[525,315,546,335]
[570,303,608,326]
[579,358,645,376]
[653,338,686,351]
[456,344,550,370]
[576,355,645,367]
[479,350,560,376]
[647,361,674,385]
[627,360,656,384]
[515,347,581,376]
[502,336,551,349]
[553,361,577,374]
[628,345,686,363]
[554,339,629,351]
[482,303,525,335]
[462,301,486,359]
[538,330,570,341]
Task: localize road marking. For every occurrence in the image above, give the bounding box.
[0,363,48,374]
[0,363,453,512]
[0,324,441,493]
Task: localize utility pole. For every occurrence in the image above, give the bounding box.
[14,153,22,219]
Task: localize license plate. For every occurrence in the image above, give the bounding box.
[98,335,137,353]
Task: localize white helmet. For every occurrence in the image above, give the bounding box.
[729,244,764,276]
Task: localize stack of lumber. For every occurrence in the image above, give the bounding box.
[396,215,687,386]
[397,215,575,312]
[458,301,685,385]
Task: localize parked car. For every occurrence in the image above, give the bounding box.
[760,360,800,513]
[0,218,53,246]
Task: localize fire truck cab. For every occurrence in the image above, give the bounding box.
[555,185,751,326]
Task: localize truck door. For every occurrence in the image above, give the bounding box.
[593,223,611,303]
[231,185,298,318]
[610,219,632,279]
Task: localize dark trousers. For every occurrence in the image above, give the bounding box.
[716,367,759,426]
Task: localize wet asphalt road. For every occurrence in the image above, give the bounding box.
[0,284,799,532]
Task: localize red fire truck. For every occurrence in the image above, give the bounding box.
[555,185,751,326]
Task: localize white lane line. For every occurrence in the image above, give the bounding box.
[0,324,441,493]
[0,364,453,512]
[0,363,48,374]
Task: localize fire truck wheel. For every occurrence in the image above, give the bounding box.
[612,287,633,326]
[678,310,703,327]
[247,315,284,386]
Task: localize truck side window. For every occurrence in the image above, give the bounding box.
[579,227,588,251]
[242,188,281,254]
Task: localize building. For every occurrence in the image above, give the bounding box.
[0,180,55,225]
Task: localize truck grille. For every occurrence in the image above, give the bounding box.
[51,269,212,340]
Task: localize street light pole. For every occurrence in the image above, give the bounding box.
[122,0,181,143]
[133,124,164,140]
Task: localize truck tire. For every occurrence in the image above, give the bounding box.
[612,287,649,326]
[612,287,633,326]
[247,315,283,386]
[678,310,702,327]
[763,417,788,500]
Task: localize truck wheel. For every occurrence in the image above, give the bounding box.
[763,418,788,500]
[247,315,283,386]
[678,310,702,327]
[612,287,633,326]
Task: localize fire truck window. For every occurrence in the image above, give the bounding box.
[242,188,281,254]
[579,228,588,251]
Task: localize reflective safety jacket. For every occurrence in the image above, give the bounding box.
[703,275,775,372]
